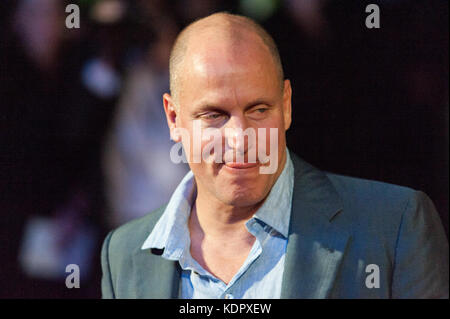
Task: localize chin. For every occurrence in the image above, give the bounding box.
[219,186,267,208]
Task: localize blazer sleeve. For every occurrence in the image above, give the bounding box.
[392,191,449,298]
[101,230,116,299]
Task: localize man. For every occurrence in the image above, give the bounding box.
[101,12,448,298]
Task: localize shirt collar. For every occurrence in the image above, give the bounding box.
[252,149,294,238]
[141,170,196,257]
[141,148,294,253]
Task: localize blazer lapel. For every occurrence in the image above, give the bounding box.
[132,247,181,298]
[281,154,351,298]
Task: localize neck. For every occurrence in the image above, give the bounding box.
[190,194,261,240]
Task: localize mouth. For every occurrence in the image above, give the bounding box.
[223,162,259,169]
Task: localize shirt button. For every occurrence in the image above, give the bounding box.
[224,293,234,299]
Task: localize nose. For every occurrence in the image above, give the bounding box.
[223,116,248,155]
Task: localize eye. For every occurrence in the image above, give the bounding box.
[248,107,269,119]
[204,112,223,120]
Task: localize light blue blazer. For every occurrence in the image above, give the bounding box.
[101,153,449,298]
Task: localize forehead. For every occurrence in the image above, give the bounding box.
[185,27,275,72]
[178,30,280,107]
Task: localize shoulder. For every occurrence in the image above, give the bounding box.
[324,173,427,236]
[326,172,416,208]
[101,205,168,298]
[105,205,167,258]
[290,152,418,218]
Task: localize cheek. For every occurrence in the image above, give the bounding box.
[177,120,199,163]
[183,132,219,176]
[256,117,285,153]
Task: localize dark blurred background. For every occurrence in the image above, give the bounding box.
[0,0,447,298]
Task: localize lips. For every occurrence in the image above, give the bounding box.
[223,162,258,169]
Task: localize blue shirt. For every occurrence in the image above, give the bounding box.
[141,149,294,299]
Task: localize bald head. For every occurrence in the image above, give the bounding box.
[169,12,284,103]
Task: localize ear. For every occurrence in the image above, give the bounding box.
[282,79,292,131]
[163,93,181,142]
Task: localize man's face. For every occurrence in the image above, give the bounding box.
[164,32,292,208]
